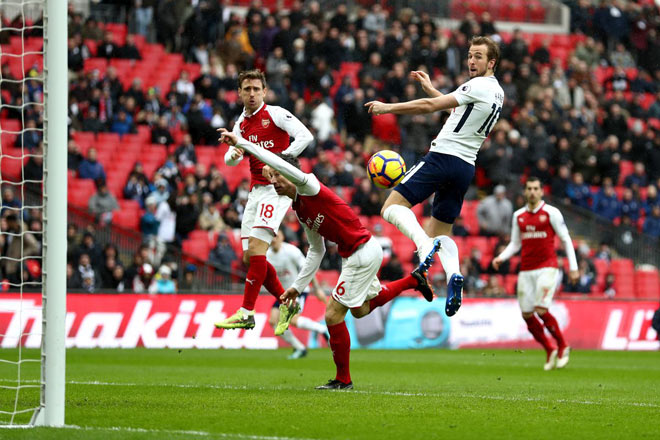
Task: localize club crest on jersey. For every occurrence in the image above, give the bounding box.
[261,119,270,128]
[539,214,547,222]
[460,84,471,93]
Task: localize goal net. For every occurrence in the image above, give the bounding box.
[0,0,66,427]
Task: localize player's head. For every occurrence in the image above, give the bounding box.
[524,176,543,206]
[264,154,300,198]
[237,69,267,113]
[468,36,500,77]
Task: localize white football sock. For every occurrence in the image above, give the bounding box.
[438,235,461,282]
[239,307,254,315]
[383,205,430,250]
[295,316,327,333]
[280,329,305,351]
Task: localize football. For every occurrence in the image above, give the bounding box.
[367,150,407,189]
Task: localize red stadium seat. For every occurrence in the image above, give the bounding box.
[618,160,634,185]
[113,209,140,230]
[0,154,27,182]
[316,270,340,290]
[371,114,401,145]
[182,239,211,261]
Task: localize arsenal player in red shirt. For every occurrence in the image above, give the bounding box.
[218,128,434,390]
[492,177,579,370]
[217,70,313,331]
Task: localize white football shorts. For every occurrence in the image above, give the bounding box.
[517,267,561,313]
[241,185,292,250]
[332,237,383,309]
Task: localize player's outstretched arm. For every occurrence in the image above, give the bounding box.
[269,107,314,157]
[290,226,326,297]
[492,215,522,270]
[549,207,579,282]
[218,128,309,186]
[410,71,442,98]
[224,146,243,166]
[365,93,459,116]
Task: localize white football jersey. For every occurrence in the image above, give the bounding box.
[430,75,505,165]
[266,241,306,290]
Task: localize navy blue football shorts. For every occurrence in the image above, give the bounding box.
[394,151,475,224]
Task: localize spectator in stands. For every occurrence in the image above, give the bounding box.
[320,241,342,272]
[592,179,620,221]
[118,34,142,60]
[174,134,197,172]
[179,264,201,291]
[532,38,551,65]
[620,187,642,222]
[151,116,175,146]
[477,185,513,237]
[482,275,506,297]
[379,253,404,282]
[110,109,136,135]
[603,273,616,298]
[74,253,101,293]
[155,193,176,245]
[198,193,225,232]
[208,233,237,275]
[566,172,591,209]
[0,214,39,284]
[623,161,648,190]
[175,194,199,242]
[1,188,22,217]
[151,178,171,204]
[595,242,613,262]
[75,231,103,268]
[100,254,121,289]
[643,205,660,239]
[610,42,636,68]
[452,217,469,237]
[372,223,393,260]
[564,259,595,294]
[140,196,160,238]
[98,30,118,59]
[88,179,119,226]
[597,135,622,184]
[149,265,176,294]
[132,262,155,293]
[123,171,151,208]
[67,33,90,72]
[603,103,629,140]
[82,107,106,133]
[644,185,659,214]
[15,119,42,151]
[551,165,572,202]
[77,147,107,181]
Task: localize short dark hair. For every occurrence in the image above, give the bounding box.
[277,153,300,169]
[237,69,267,90]
[470,36,500,71]
[525,176,542,187]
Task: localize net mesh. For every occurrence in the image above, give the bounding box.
[0,0,45,426]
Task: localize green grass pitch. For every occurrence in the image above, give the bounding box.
[1,348,659,439]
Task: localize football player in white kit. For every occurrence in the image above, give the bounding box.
[365,36,505,318]
[492,177,578,370]
[267,231,329,359]
[216,70,313,329]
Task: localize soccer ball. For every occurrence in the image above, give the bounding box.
[367,150,407,189]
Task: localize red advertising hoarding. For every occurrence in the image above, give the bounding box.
[0,294,657,350]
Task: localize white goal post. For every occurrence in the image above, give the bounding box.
[0,0,66,427]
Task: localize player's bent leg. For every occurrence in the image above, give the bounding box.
[536,307,570,368]
[318,299,353,390]
[381,192,434,263]
[522,311,557,370]
[268,306,279,329]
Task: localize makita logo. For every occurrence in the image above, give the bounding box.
[0,297,278,349]
[248,135,274,149]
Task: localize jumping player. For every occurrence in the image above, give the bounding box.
[492,177,578,370]
[364,36,505,317]
[218,128,434,390]
[267,230,329,359]
[216,70,313,330]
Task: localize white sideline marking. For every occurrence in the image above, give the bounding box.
[1,378,658,409]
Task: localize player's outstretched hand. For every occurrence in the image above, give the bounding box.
[568,270,579,284]
[280,287,300,307]
[262,165,276,181]
[364,100,389,115]
[491,256,503,271]
[217,128,239,147]
[410,70,431,86]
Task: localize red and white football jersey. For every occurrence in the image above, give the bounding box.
[293,183,371,258]
[232,103,312,188]
[510,202,575,271]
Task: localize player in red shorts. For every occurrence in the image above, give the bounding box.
[218,128,434,390]
[492,177,579,370]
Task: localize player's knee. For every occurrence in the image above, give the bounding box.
[522,312,534,319]
[324,309,343,326]
[268,315,278,328]
[534,307,547,316]
[350,308,368,319]
[242,253,250,265]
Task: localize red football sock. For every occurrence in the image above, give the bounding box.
[540,312,567,349]
[241,255,267,311]
[262,261,284,299]
[524,315,555,353]
[369,274,417,311]
[328,321,351,384]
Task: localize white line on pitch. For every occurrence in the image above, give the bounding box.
[1,378,658,409]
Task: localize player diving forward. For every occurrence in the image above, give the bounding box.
[267,230,330,359]
[216,69,313,330]
[365,36,505,317]
[492,177,578,370]
[218,128,435,390]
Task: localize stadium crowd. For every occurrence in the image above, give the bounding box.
[1,0,659,295]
